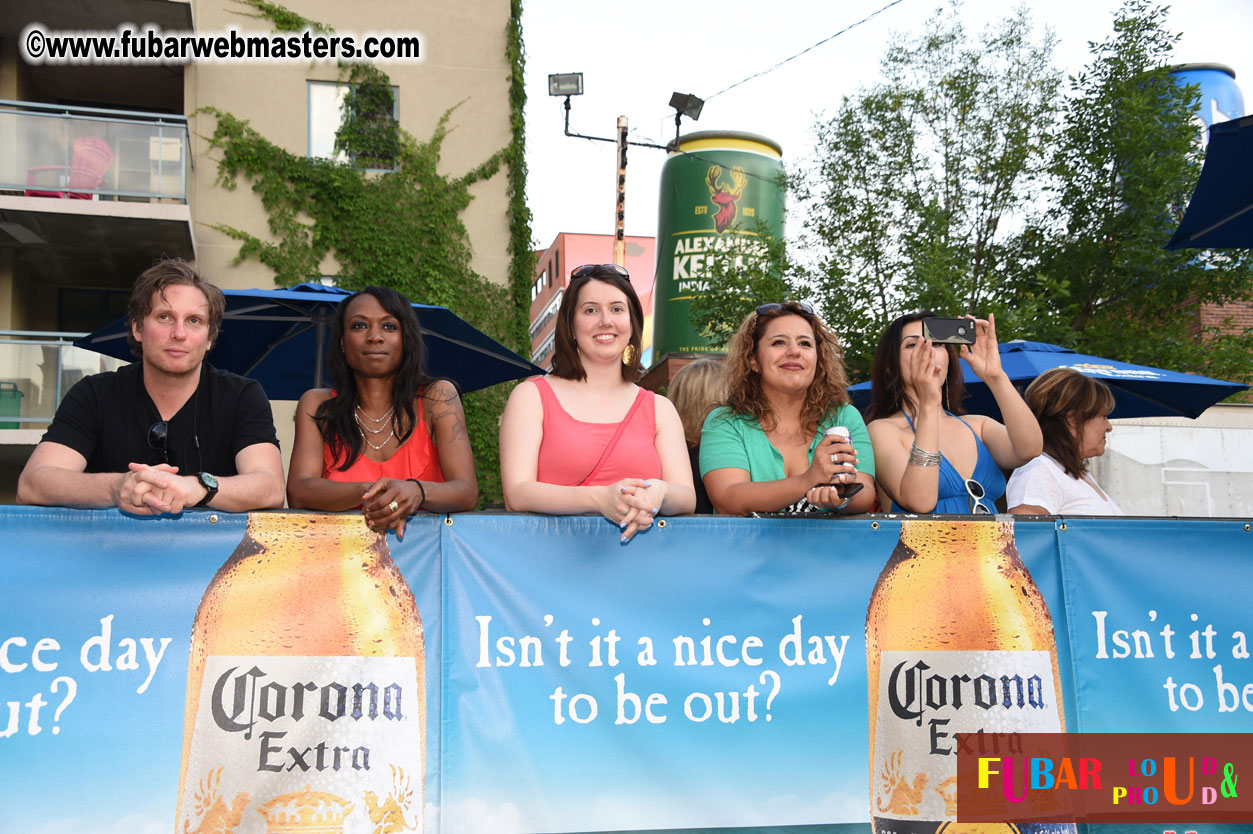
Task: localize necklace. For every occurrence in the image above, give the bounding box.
[354,411,392,435]
[357,423,396,450]
[354,407,396,448]
[356,404,394,424]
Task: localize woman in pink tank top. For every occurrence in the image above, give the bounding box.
[287,287,478,536]
[499,264,695,542]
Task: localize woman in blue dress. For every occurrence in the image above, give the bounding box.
[866,312,1041,513]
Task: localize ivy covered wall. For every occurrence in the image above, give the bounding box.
[198,0,534,504]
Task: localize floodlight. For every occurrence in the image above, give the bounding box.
[548,73,584,97]
[668,92,704,120]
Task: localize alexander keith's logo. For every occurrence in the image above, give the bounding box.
[705,164,748,233]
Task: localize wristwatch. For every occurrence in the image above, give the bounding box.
[194,472,219,507]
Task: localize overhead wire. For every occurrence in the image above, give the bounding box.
[705,0,907,102]
[629,0,909,184]
[616,0,912,187]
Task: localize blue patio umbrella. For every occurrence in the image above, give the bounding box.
[1167,114,1253,249]
[849,340,1248,420]
[76,282,545,399]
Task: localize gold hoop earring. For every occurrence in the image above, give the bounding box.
[622,344,636,366]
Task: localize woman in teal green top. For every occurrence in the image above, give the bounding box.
[700,301,875,514]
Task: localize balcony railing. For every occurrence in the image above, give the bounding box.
[0,99,188,203]
[0,331,128,430]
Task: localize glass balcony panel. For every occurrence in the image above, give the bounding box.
[0,333,128,428]
[0,101,187,203]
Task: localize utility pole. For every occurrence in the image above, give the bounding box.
[613,116,628,266]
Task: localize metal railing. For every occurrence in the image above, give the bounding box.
[0,99,188,203]
[0,331,129,428]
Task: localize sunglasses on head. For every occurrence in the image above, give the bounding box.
[571,263,630,280]
[756,301,815,317]
[148,420,169,464]
[965,478,993,515]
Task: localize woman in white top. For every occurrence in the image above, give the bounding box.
[1008,368,1123,515]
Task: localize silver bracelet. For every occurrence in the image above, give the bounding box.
[907,442,942,467]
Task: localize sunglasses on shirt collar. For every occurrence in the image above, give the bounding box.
[966,478,993,514]
[148,420,170,464]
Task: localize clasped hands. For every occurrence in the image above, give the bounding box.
[361,478,425,539]
[117,462,205,515]
[600,478,667,543]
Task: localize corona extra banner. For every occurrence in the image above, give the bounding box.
[1,507,1251,834]
[652,130,785,358]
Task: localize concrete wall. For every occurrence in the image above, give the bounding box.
[1092,403,1253,517]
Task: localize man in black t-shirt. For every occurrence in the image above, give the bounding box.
[17,259,285,513]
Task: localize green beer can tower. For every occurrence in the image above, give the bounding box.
[652,130,785,359]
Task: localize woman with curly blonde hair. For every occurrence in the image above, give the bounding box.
[668,358,728,514]
[700,301,875,514]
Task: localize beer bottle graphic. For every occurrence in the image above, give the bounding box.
[866,519,1072,834]
[176,513,425,834]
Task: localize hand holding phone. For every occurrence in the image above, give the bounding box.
[922,317,976,345]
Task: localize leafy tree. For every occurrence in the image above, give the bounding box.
[808,5,1061,381]
[694,0,1253,391]
[694,5,1061,382]
[1029,0,1253,380]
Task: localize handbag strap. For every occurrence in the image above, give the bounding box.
[579,389,648,487]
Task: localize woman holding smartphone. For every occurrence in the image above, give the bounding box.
[866,311,1041,514]
[700,301,875,515]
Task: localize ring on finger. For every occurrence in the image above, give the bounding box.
[387,500,399,512]
[829,453,838,463]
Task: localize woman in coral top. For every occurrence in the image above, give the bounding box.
[499,264,694,542]
[287,286,478,536]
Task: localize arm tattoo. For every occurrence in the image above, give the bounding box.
[427,383,469,444]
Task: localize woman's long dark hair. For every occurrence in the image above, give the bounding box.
[316,286,436,471]
[550,268,644,382]
[866,311,967,421]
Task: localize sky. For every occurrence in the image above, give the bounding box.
[520,0,1253,251]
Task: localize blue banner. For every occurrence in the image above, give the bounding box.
[0,507,1250,833]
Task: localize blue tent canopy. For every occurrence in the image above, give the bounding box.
[76,282,544,399]
[1167,114,1253,250]
[849,340,1247,420]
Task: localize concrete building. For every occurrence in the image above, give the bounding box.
[0,0,516,500]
